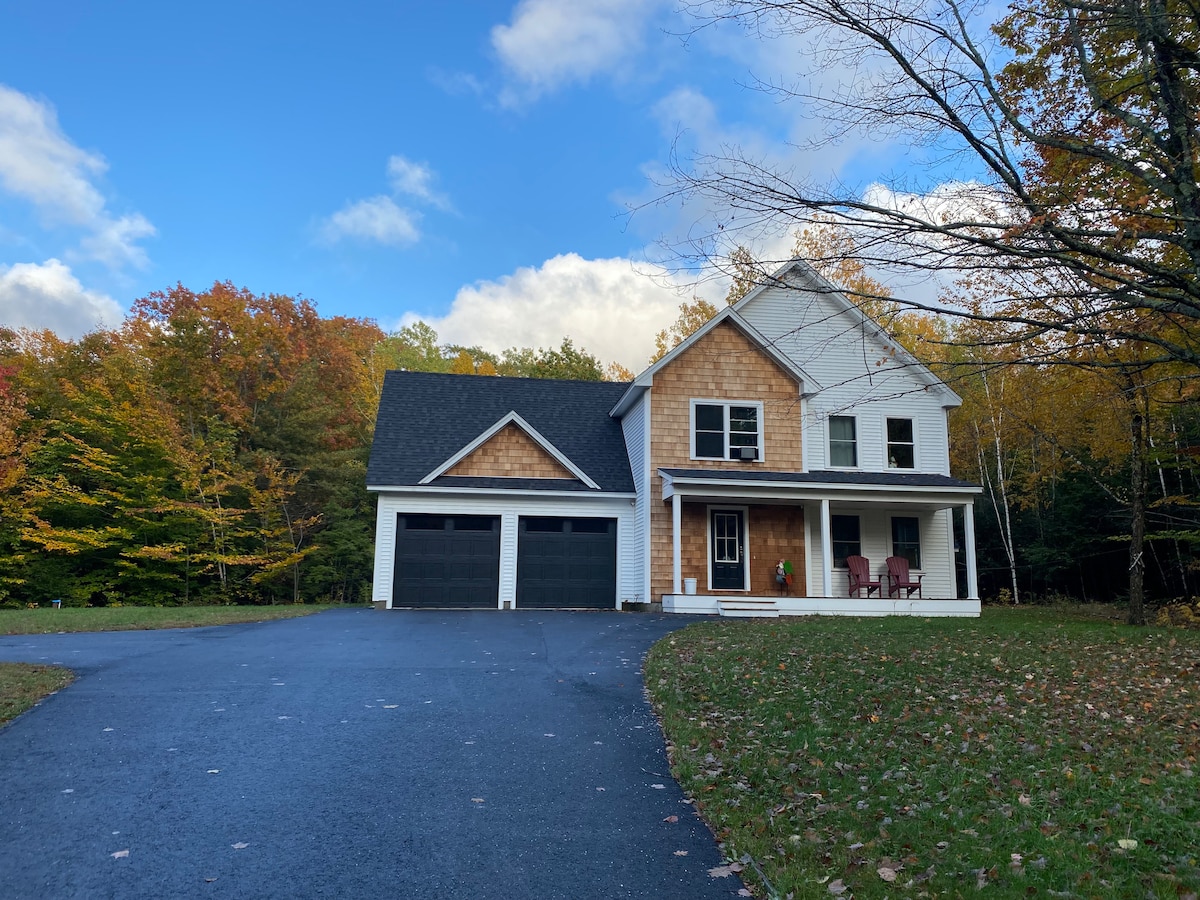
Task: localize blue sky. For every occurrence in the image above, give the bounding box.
[0,0,943,369]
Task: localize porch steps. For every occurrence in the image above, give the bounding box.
[717,598,780,618]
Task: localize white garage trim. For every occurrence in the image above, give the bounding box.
[373,490,636,609]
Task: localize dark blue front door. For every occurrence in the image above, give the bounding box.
[710,509,745,590]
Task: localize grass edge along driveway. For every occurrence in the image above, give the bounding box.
[0,605,335,726]
[645,608,1200,900]
[0,663,74,726]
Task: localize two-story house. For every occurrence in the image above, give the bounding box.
[367,259,981,616]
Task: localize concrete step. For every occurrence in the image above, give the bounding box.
[717,598,780,618]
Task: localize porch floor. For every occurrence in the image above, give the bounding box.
[662,594,980,617]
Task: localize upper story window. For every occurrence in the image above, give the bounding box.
[887,418,915,469]
[691,401,761,461]
[828,415,857,467]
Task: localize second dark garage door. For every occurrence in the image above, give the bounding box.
[516,516,617,609]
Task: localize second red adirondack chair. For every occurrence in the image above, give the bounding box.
[886,556,923,598]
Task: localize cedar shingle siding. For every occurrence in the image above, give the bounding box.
[648,321,803,600]
[446,423,575,479]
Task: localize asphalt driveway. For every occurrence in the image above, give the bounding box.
[0,610,746,899]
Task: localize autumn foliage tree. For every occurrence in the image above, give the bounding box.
[672,0,1200,369]
[0,286,633,608]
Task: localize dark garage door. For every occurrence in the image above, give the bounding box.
[393,514,500,608]
[516,517,617,609]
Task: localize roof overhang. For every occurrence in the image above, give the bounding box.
[367,483,636,500]
[660,469,981,511]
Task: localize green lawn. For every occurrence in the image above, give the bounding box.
[645,608,1200,899]
[0,604,338,635]
[0,663,74,725]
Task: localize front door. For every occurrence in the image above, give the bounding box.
[710,509,746,590]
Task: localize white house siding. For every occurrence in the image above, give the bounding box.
[619,393,651,605]
[371,491,636,609]
[738,278,955,476]
[371,501,398,605]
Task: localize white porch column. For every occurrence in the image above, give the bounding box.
[964,502,979,600]
[672,492,682,596]
[820,498,833,597]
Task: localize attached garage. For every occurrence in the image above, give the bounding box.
[392,514,500,608]
[516,516,617,609]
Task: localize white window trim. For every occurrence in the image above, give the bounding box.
[884,415,918,471]
[689,399,765,463]
[827,413,860,469]
[888,513,924,572]
[706,504,751,592]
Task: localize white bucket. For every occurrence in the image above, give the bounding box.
[682,578,698,595]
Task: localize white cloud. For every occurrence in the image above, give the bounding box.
[0,84,154,268]
[387,155,450,210]
[320,196,421,246]
[492,0,666,102]
[319,157,451,247]
[652,87,720,138]
[76,213,157,269]
[400,253,714,370]
[0,259,124,337]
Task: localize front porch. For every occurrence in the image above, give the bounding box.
[658,468,982,616]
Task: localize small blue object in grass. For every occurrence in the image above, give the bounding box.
[52,598,62,609]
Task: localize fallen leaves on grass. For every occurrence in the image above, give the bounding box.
[646,611,1200,900]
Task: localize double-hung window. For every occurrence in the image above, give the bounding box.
[692,401,762,461]
[828,415,858,467]
[831,515,861,568]
[887,418,915,468]
[891,516,921,568]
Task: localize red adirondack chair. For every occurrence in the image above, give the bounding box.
[846,555,881,597]
[886,556,923,598]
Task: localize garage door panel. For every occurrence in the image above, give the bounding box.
[393,514,500,608]
[516,517,616,609]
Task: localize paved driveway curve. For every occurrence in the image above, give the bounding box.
[0,610,745,899]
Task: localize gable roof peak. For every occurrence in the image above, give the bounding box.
[733,257,961,406]
[610,304,818,417]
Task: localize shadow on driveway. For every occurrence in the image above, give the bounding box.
[0,609,746,899]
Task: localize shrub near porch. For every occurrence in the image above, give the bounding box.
[645,610,1200,899]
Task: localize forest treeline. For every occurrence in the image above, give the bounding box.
[0,283,623,608]
[1,273,1197,609]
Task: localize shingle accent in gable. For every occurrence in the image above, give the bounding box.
[445,422,576,480]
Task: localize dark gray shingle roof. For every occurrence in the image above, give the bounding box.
[368,372,634,492]
[660,468,979,489]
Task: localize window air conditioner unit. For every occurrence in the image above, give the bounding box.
[735,446,759,461]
